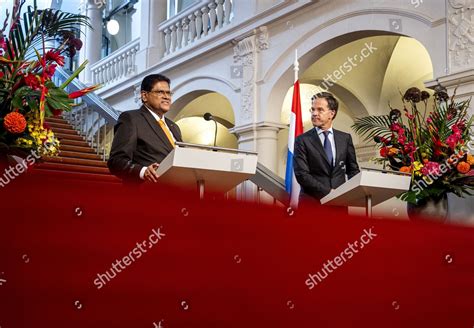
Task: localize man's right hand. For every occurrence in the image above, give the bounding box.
[143,163,160,183]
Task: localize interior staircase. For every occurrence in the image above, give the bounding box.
[31,116,120,183]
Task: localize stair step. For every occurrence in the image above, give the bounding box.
[56,133,84,141]
[46,121,73,130]
[30,169,121,183]
[45,117,69,124]
[36,162,111,174]
[53,128,80,135]
[60,139,91,147]
[59,151,102,160]
[43,156,107,167]
[59,145,96,153]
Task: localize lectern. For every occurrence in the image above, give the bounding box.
[155,142,258,199]
[320,168,411,217]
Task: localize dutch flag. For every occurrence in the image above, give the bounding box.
[285,79,303,208]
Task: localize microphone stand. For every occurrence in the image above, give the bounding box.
[212,119,218,148]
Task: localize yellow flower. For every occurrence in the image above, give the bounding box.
[413,161,424,177]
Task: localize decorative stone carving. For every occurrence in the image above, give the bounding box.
[233,35,256,121]
[256,26,269,52]
[447,0,474,72]
[133,84,142,105]
[232,27,269,122]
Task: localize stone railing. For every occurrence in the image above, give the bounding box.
[90,38,140,87]
[158,0,233,57]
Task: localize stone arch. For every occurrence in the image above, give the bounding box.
[263,8,442,123]
[168,76,238,148]
[169,75,240,122]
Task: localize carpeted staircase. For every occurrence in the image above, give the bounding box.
[31,116,120,183]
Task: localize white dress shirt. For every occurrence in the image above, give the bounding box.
[315,126,336,166]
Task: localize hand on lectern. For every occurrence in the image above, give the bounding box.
[144,163,160,183]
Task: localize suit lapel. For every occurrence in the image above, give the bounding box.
[139,106,174,152]
[165,118,182,142]
[308,128,332,171]
[333,130,344,165]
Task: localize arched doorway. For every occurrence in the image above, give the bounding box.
[170,91,237,148]
[275,35,433,177]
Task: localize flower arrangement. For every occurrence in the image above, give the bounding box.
[352,86,474,204]
[0,0,97,158]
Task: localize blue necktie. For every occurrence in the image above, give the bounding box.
[323,130,333,166]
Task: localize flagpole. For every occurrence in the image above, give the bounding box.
[294,49,299,83]
[288,49,302,209]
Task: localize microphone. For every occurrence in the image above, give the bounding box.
[203,112,213,121]
[203,112,218,147]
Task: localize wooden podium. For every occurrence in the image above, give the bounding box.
[320,168,411,217]
[155,142,258,198]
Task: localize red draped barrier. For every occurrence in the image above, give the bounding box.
[0,173,473,327]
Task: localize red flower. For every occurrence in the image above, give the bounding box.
[68,85,101,99]
[421,161,441,176]
[390,123,402,132]
[446,134,460,150]
[0,37,6,49]
[45,50,65,67]
[44,64,57,79]
[0,71,4,79]
[23,73,41,90]
[51,109,63,117]
[380,147,389,158]
[3,112,27,134]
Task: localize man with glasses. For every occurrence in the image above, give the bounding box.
[293,92,360,203]
[108,74,182,182]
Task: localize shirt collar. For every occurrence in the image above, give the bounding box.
[315,126,334,135]
[144,104,164,122]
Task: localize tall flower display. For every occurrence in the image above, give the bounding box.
[352,86,473,204]
[0,0,97,157]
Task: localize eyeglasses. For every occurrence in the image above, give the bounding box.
[310,108,333,115]
[147,90,174,97]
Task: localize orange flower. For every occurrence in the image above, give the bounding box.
[456,161,470,174]
[400,166,411,173]
[467,154,474,166]
[388,147,399,156]
[3,112,27,134]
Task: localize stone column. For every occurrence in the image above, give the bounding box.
[230,27,271,202]
[230,122,285,203]
[426,0,474,113]
[84,0,103,83]
[135,0,167,72]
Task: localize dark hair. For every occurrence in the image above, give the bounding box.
[141,74,171,92]
[312,92,338,119]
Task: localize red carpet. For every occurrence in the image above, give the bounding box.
[0,173,473,327]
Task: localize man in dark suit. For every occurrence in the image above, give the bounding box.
[294,92,359,202]
[108,74,182,182]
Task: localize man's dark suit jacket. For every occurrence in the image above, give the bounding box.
[293,128,360,201]
[107,106,183,182]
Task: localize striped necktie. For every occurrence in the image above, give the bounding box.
[158,119,175,148]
